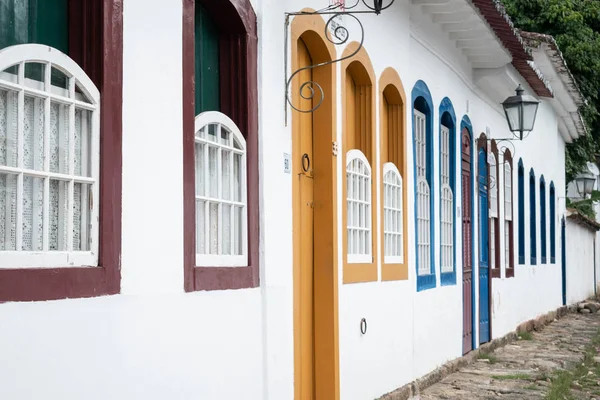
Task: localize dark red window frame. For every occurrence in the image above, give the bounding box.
[182,0,259,291]
[490,141,501,278]
[504,150,515,278]
[0,0,123,302]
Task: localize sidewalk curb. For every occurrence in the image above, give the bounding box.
[377,304,575,400]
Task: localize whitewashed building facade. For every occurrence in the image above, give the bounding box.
[0,0,589,399]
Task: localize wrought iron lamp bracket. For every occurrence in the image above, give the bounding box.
[477,137,519,190]
[284,0,394,121]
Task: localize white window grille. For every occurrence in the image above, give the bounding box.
[489,153,498,271]
[0,44,100,268]
[195,111,247,267]
[414,109,430,276]
[346,149,371,264]
[440,124,453,273]
[383,162,402,264]
[489,154,498,218]
[504,162,512,269]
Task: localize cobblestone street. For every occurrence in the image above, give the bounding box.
[414,308,600,399]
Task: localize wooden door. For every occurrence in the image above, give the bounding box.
[478,146,490,344]
[296,39,316,400]
[561,216,566,306]
[461,128,473,354]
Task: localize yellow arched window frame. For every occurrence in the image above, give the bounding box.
[379,68,408,281]
[341,42,377,284]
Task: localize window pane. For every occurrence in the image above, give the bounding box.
[74,109,92,177]
[73,182,91,251]
[222,150,231,201]
[209,147,218,198]
[0,89,18,168]
[234,153,242,202]
[22,175,44,251]
[195,143,204,196]
[222,203,231,255]
[0,173,17,250]
[209,202,218,254]
[23,96,45,171]
[49,179,68,250]
[49,102,69,174]
[234,205,242,255]
[196,200,205,254]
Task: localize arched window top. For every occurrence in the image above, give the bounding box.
[504,149,513,165]
[380,67,406,106]
[439,97,456,129]
[0,44,100,104]
[411,79,433,114]
[460,115,472,135]
[346,149,371,173]
[383,162,402,183]
[540,175,546,187]
[195,111,246,151]
[530,168,536,180]
[518,158,524,170]
[550,181,555,193]
[197,0,257,36]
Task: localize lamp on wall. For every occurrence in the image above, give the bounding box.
[501,84,540,140]
[575,169,596,199]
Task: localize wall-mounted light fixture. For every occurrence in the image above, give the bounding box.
[501,84,540,141]
[284,0,395,117]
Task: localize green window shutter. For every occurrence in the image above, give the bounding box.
[194,3,220,115]
[0,0,68,52]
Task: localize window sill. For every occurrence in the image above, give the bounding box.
[440,271,456,286]
[416,273,436,291]
[382,262,408,281]
[190,265,258,291]
[0,265,119,302]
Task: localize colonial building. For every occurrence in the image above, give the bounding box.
[0,0,589,399]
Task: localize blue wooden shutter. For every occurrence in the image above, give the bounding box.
[550,183,556,263]
[529,170,537,265]
[518,160,525,264]
[540,177,546,263]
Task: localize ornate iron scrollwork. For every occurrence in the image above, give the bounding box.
[284,0,395,115]
[484,138,517,190]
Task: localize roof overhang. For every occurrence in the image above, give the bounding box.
[520,31,587,142]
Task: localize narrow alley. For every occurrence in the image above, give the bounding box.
[414,305,600,399]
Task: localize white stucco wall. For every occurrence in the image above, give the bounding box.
[565,219,597,304]
[0,1,579,400]
[0,1,265,399]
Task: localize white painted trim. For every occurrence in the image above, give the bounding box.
[194,111,248,267]
[383,162,403,264]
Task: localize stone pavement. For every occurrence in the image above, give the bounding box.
[414,307,600,399]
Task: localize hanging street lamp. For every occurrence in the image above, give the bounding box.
[574,169,596,199]
[501,84,540,141]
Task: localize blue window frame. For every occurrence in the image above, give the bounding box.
[439,97,456,286]
[412,80,435,291]
[530,169,537,265]
[550,182,556,263]
[540,176,547,264]
[518,159,525,264]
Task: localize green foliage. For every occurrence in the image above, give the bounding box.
[566,189,600,219]
[502,0,600,182]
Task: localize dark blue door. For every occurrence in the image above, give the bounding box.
[478,148,490,344]
[561,217,566,306]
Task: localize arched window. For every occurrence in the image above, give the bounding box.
[550,182,556,263]
[504,150,514,277]
[489,141,500,278]
[540,176,546,264]
[342,45,376,283]
[0,1,122,302]
[439,97,456,285]
[184,0,259,291]
[347,150,372,264]
[518,159,525,264]
[412,80,435,291]
[383,163,402,263]
[530,169,537,265]
[379,69,407,281]
[194,112,247,266]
